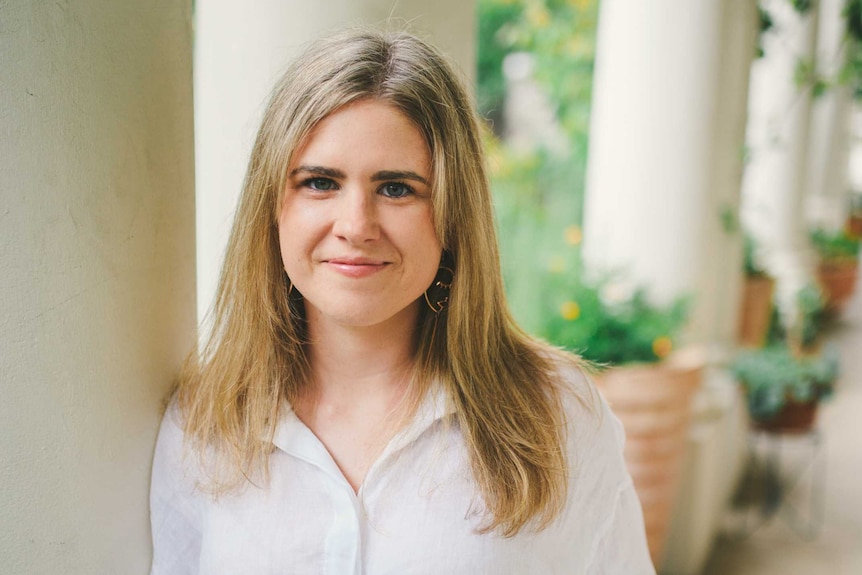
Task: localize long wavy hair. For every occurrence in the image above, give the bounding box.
[178,28,584,537]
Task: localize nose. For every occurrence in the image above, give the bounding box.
[332,188,380,244]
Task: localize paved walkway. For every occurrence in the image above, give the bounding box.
[701,275,862,575]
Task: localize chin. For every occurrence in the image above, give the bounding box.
[305,296,422,330]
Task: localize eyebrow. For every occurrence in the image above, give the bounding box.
[290,165,429,186]
[290,165,345,179]
[371,170,429,186]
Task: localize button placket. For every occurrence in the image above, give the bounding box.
[324,476,363,575]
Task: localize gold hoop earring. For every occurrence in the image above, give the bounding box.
[424,265,454,313]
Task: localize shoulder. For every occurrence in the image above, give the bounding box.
[153,397,189,470]
[534,348,630,491]
[536,347,621,450]
[553,357,625,461]
[543,355,656,572]
[150,397,206,573]
[151,396,205,511]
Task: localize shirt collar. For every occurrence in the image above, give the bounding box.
[380,383,455,458]
[271,382,456,461]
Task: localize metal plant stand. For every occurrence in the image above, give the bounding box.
[729,428,826,540]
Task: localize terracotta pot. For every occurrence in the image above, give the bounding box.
[817,260,859,314]
[751,398,818,434]
[847,214,862,240]
[594,349,703,567]
[738,275,775,348]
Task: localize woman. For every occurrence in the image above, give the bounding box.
[150,29,655,574]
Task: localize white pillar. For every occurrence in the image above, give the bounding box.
[583,0,731,344]
[0,2,195,573]
[693,1,759,351]
[806,0,854,231]
[742,0,820,316]
[852,108,862,193]
[195,0,476,325]
[585,4,757,573]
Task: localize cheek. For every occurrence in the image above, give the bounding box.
[277,208,307,275]
[277,212,291,268]
[408,219,443,284]
[277,233,295,274]
[278,234,314,279]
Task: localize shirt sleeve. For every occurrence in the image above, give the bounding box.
[584,477,656,575]
[581,396,656,575]
[149,400,202,575]
[559,365,656,575]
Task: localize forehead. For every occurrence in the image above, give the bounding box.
[290,100,431,172]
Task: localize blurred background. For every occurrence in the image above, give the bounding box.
[2,0,860,573]
[477,2,862,574]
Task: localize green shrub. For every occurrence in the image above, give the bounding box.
[732,344,838,419]
[538,270,690,366]
[810,228,860,263]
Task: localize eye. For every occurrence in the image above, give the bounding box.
[379,182,414,198]
[303,177,337,191]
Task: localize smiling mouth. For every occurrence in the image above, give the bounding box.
[323,258,389,278]
[326,257,387,265]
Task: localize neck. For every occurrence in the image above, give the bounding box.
[301,302,421,410]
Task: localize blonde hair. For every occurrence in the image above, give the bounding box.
[178,29,583,537]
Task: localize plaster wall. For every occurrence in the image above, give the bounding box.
[0,2,195,573]
[195,0,476,324]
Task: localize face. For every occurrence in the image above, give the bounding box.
[278,99,442,332]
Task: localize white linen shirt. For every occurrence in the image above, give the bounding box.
[150,368,656,574]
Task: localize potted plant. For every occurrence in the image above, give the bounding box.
[810,228,860,313]
[540,274,690,366]
[848,192,862,239]
[790,283,829,355]
[732,344,838,433]
[540,271,700,566]
[733,282,838,432]
[738,234,776,347]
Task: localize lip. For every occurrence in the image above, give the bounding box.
[323,257,389,278]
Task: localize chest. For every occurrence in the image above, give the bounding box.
[304,419,393,493]
[295,400,407,493]
[194,433,586,575]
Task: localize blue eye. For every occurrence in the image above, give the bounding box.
[305,178,337,191]
[379,182,413,198]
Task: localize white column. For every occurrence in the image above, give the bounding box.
[585,3,758,573]
[806,0,854,231]
[195,0,476,325]
[742,0,820,317]
[582,0,724,340]
[693,0,760,351]
[851,107,862,195]
[0,2,195,573]
[660,3,758,573]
